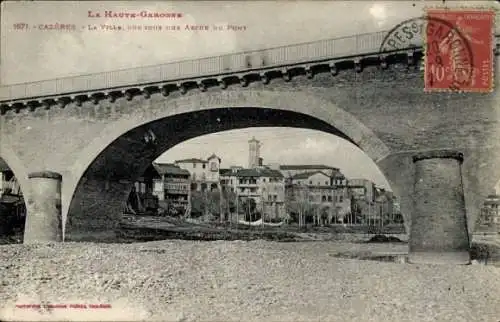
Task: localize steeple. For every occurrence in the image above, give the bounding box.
[248,137,261,169]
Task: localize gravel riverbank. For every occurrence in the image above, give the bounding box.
[1,240,499,322]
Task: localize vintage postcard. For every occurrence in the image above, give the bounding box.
[0,1,499,321]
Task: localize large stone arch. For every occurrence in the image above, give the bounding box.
[63,89,392,238]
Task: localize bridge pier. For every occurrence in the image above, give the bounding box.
[409,151,470,265]
[23,171,62,244]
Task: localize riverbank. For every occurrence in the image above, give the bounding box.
[1,240,499,322]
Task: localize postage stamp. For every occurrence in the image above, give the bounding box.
[424,8,495,93]
[379,8,495,93]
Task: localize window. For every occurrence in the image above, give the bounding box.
[193,163,197,168]
[309,180,312,185]
[153,181,162,192]
[202,164,206,169]
[325,181,329,185]
[322,196,327,202]
[340,196,343,202]
[328,196,332,202]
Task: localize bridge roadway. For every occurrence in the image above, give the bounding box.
[2,30,498,107]
[1,29,500,266]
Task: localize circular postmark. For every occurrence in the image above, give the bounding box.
[379,15,474,91]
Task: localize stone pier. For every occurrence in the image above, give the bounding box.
[23,171,63,244]
[409,151,470,265]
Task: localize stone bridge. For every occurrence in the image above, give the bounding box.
[1,29,499,265]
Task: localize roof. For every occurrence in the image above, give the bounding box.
[280,164,339,171]
[0,159,10,172]
[153,163,190,176]
[484,199,500,206]
[175,158,207,164]
[291,171,330,180]
[236,168,283,178]
[1,194,23,204]
[219,168,233,176]
[207,153,221,161]
[332,172,346,178]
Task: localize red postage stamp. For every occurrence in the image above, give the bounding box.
[424,8,495,92]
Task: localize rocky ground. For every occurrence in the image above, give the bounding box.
[1,216,499,321]
[1,239,500,322]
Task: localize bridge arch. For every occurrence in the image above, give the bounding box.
[63,89,393,238]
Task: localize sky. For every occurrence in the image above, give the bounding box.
[1,0,498,190]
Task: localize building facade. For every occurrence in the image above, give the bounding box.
[286,170,350,224]
[347,179,398,226]
[478,193,500,231]
[175,154,221,192]
[220,167,286,220]
[152,163,191,213]
[347,178,376,203]
[279,164,347,186]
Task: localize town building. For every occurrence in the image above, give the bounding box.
[235,168,286,219]
[373,187,396,225]
[286,170,350,224]
[128,164,161,214]
[0,167,24,216]
[175,154,221,192]
[478,192,500,231]
[0,169,21,197]
[220,165,286,220]
[152,163,191,214]
[347,178,376,202]
[279,164,347,186]
[219,167,240,193]
[347,179,398,226]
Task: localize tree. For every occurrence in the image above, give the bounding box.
[241,198,257,221]
[190,190,205,218]
[221,189,237,222]
[285,185,310,228]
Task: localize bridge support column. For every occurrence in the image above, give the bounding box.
[24,171,62,244]
[410,151,470,265]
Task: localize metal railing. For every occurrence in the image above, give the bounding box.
[0,30,391,101]
[0,29,498,102]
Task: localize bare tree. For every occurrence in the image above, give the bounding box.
[286,185,310,228]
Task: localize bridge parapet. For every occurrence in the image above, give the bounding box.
[1,31,499,114]
[0,31,392,102]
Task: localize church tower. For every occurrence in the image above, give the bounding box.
[248,137,261,169]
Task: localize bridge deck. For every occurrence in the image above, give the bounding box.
[0,30,499,102]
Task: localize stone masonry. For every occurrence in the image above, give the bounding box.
[0,55,499,249]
